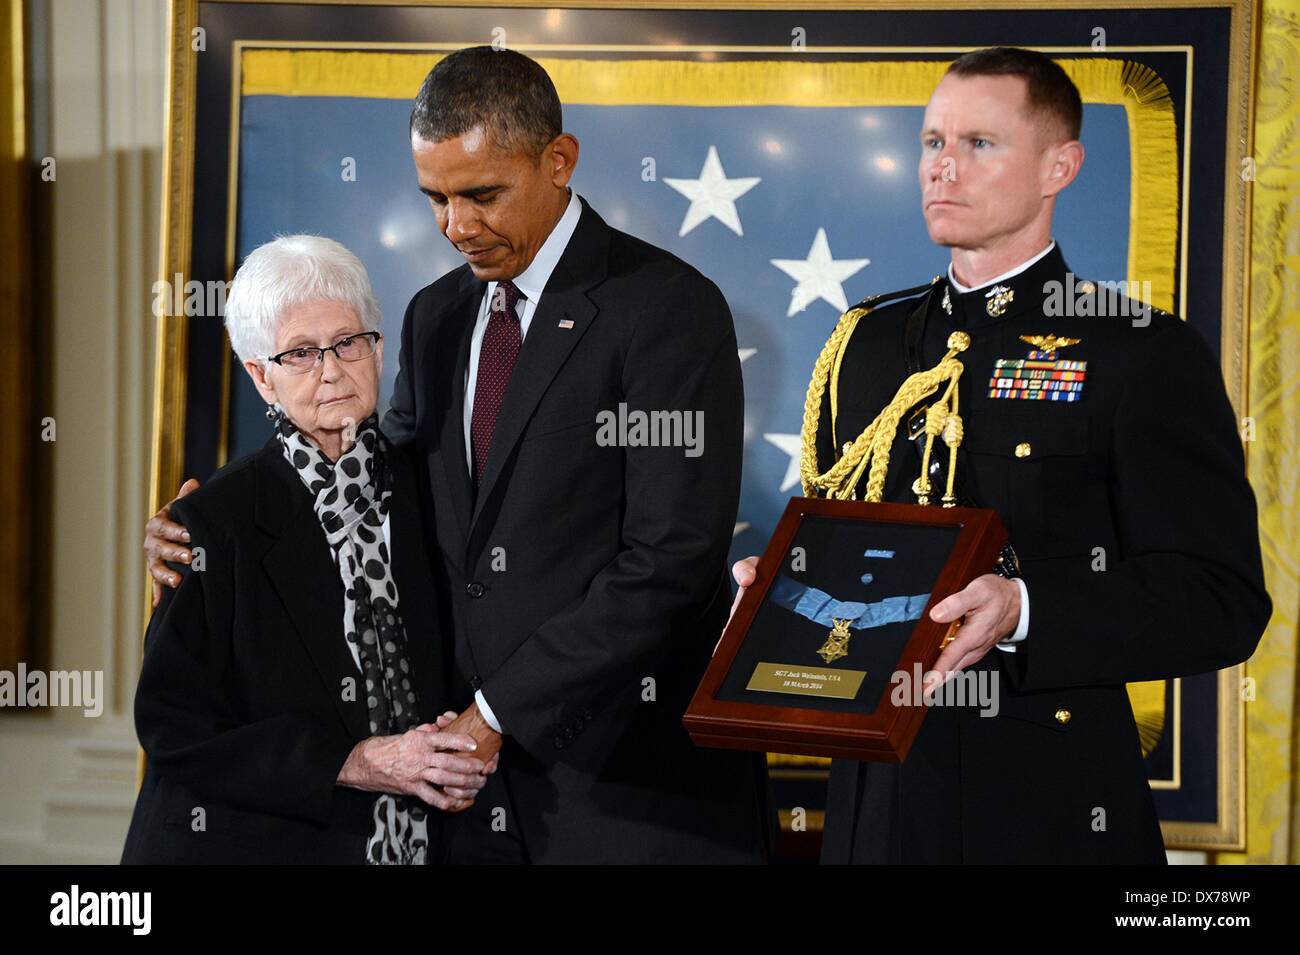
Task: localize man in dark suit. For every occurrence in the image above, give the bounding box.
[382,47,767,864]
[148,46,768,864]
[733,47,1270,863]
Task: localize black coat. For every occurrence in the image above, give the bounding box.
[815,245,1271,863]
[121,438,445,864]
[383,194,770,863]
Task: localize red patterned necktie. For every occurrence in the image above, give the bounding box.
[470,279,524,486]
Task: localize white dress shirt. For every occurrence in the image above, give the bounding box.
[946,242,1055,653]
[462,188,583,733]
[947,240,1055,294]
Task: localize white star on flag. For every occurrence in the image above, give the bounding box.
[733,522,751,537]
[738,348,757,364]
[763,433,803,493]
[770,228,870,317]
[663,146,761,237]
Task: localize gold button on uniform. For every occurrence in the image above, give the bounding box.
[1015,442,1032,458]
[1054,708,1072,725]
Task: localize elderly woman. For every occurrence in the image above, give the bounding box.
[122,235,490,864]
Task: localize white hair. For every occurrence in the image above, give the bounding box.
[224,234,382,364]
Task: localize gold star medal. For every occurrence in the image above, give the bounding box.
[818,618,854,664]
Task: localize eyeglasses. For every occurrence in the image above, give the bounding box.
[266,331,382,375]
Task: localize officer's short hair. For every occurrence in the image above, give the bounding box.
[946,47,1083,141]
[410,46,563,159]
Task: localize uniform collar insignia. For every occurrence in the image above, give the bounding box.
[985,285,1014,317]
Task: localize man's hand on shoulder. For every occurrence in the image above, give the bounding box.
[144,478,201,607]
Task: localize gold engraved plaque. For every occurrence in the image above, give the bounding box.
[746,662,867,700]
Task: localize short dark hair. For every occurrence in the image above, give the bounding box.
[409,46,563,159]
[946,47,1082,141]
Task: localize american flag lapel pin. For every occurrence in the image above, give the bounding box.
[557,319,575,329]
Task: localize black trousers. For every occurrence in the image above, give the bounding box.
[439,771,530,865]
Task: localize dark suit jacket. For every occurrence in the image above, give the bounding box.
[121,438,445,864]
[383,194,770,863]
[814,244,1271,863]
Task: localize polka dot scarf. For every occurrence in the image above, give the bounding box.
[274,411,429,865]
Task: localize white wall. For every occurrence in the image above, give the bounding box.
[0,0,165,863]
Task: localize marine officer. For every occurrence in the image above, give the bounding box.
[733,46,1270,863]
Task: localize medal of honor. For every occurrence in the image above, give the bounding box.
[818,617,854,664]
